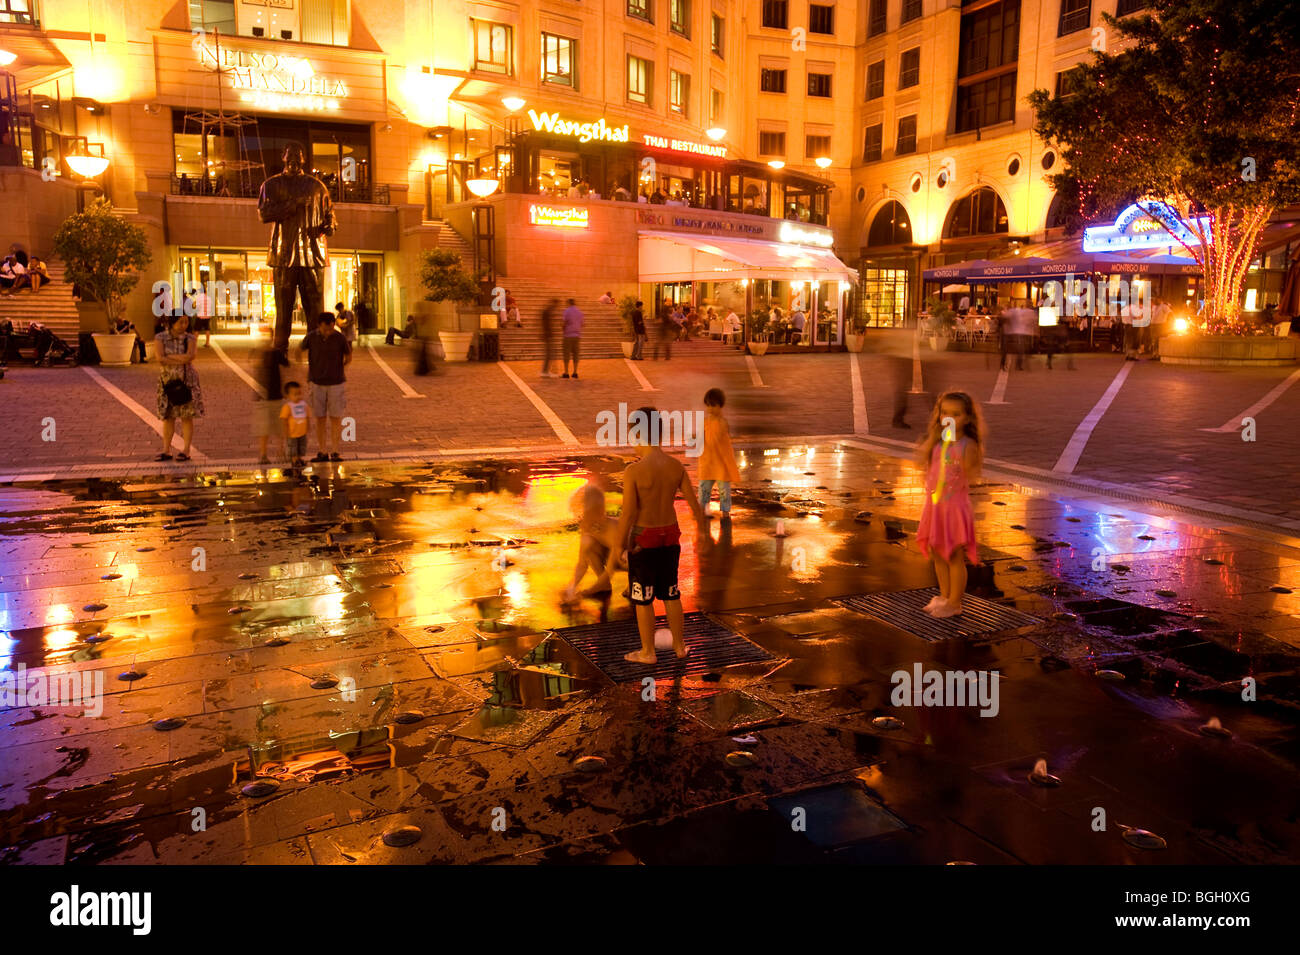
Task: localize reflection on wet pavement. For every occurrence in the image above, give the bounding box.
[2,445,1300,864]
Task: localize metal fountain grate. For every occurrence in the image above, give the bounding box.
[551,612,774,684]
[833,588,1041,642]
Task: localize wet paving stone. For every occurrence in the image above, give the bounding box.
[3,449,1300,865]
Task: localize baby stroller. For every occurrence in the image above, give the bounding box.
[30,322,76,366]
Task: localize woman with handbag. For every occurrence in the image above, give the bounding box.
[155,313,204,461]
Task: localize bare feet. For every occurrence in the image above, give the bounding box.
[931,601,963,618]
[923,595,945,613]
[624,649,656,664]
[674,643,691,660]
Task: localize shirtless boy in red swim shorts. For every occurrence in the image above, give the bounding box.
[605,407,707,664]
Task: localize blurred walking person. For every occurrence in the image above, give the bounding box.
[540,298,559,377]
[561,298,584,378]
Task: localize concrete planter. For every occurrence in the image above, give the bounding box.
[439,330,475,361]
[1159,334,1298,366]
[621,341,636,358]
[748,340,769,356]
[92,332,136,366]
[845,333,866,353]
[929,336,949,351]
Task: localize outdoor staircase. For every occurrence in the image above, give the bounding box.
[0,258,79,342]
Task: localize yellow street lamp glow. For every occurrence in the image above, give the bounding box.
[66,154,109,178]
[0,49,16,67]
[767,159,785,169]
[706,127,726,141]
[465,178,500,198]
[1173,317,1190,334]
[814,156,832,169]
[502,96,526,112]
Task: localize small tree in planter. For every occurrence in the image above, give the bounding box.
[748,307,772,355]
[419,248,482,360]
[52,198,151,332]
[923,295,956,349]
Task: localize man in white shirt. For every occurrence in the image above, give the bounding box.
[598,291,615,305]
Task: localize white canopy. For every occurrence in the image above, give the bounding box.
[638,231,859,284]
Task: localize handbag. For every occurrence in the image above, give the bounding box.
[163,375,192,407]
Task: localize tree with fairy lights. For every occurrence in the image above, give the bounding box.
[1028,0,1300,329]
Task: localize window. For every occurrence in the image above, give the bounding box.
[866,60,885,100]
[902,0,922,23]
[670,70,690,116]
[957,0,1019,78]
[761,68,788,93]
[1058,0,1089,35]
[188,0,235,33]
[807,72,832,97]
[1054,67,1083,98]
[628,0,652,23]
[862,123,883,162]
[809,3,834,34]
[762,0,788,30]
[868,200,913,246]
[628,55,653,105]
[805,133,832,158]
[944,186,1009,238]
[299,0,349,45]
[670,0,689,36]
[895,115,917,155]
[899,48,920,88]
[956,72,1016,131]
[472,20,513,75]
[868,0,887,37]
[1116,0,1148,15]
[542,34,577,88]
[759,131,786,156]
[711,14,724,54]
[711,88,724,123]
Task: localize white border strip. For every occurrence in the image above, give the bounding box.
[1052,361,1134,473]
[1201,366,1300,433]
[849,351,868,434]
[80,366,208,461]
[624,358,658,392]
[211,340,266,397]
[366,343,425,399]
[745,354,767,388]
[988,365,1010,404]
[497,362,580,445]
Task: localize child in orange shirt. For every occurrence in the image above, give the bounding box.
[279,381,311,467]
[697,388,741,518]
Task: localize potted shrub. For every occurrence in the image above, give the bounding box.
[748,307,771,356]
[618,295,640,358]
[419,248,482,361]
[845,313,868,353]
[52,198,151,364]
[923,295,955,351]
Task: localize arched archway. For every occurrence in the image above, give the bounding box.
[1045,193,1067,230]
[943,187,1009,239]
[867,200,913,247]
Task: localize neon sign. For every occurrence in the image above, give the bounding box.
[641,134,727,158]
[530,204,589,228]
[778,221,834,248]
[528,110,629,144]
[196,43,347,111]
[1083,201,1211,253]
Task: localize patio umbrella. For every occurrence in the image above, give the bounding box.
[942,284,971,293]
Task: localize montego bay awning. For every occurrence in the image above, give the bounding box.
[923,247,1201,283]
[638,231,858,284]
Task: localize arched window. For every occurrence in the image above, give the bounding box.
[943,187,1009,239]
[867,200,913,246]
[1045,193,1067,230]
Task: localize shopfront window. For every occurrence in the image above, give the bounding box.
[172,112,372,201]
[542,33,577,87]
[537,151,579,196]
[472,20,513,75]
[858,265,910,327]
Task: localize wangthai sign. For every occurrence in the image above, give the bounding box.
[530,204,589,228]
[527,110,629,144]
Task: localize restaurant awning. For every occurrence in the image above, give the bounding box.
[638,231,858,284]
[923,245,1201,282]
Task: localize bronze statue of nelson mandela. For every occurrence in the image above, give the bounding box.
[258,143,336,351]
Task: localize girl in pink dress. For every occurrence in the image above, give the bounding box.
[915,391,985,617]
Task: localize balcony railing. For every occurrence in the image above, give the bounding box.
[168,174,390,205]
